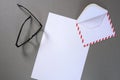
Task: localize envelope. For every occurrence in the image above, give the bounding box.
[31,12,89,80]
[77,4,116,47]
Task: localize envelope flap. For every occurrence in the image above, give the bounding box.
[78,3,108,23]
[80,15,105,29]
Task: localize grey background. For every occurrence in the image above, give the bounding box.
[0,0,120,80]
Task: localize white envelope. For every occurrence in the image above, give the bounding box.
[31,12,89,80]
[77,4,116,47]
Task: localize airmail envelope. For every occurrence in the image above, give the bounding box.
[77,4,116,47]
[31,12,89,80]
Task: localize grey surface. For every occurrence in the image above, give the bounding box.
[0,0,120,80]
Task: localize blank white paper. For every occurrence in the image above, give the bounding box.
[31,12,89,80]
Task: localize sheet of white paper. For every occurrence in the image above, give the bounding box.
[77,4,116,47]
[31,12,89,80]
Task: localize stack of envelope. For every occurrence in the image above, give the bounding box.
[31,3,116,80]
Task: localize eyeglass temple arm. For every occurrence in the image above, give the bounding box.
[17,4,43,27]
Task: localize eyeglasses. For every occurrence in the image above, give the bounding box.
[15,4,43,47]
